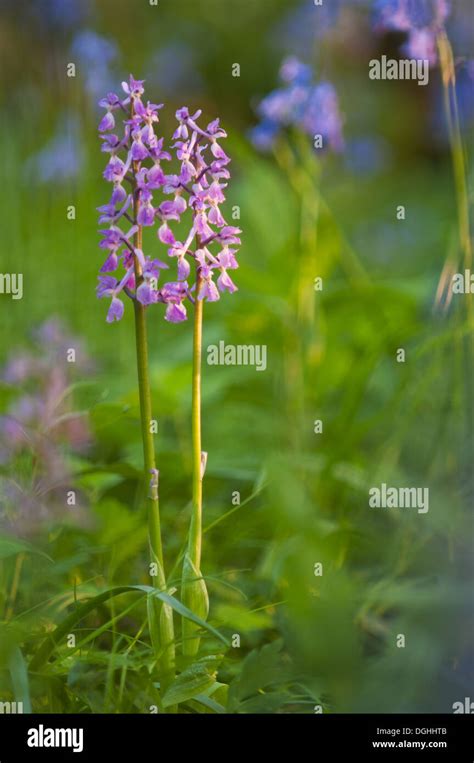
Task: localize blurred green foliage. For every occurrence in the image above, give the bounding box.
[0,0,472,714]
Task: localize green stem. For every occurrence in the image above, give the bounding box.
[133,299,164,572]
[131,139,175,698]
[181,273,209,656]
[190,282,203,569]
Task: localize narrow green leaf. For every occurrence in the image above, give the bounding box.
[146,593,161,657]
[30,584,228,671]
[8,647,32,713]
[192,693,226,714]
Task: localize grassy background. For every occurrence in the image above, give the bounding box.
[0,0,472,713]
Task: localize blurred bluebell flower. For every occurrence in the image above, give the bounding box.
[251,56,344,153]
[373,0,449,31]
[71,30,119,102]
[257,83,309,125]
[373,0,450,64]
[249,120,281,152]
[279,56,313,85]
[26,115,83,184]
[299,83,345,151]
[403,27,438,62]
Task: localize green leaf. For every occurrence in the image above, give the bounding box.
[147,593,161,657]
[8,647,32,713]
[228,640,285,710]
[192,681,228,713]
[162,656,221,708]
[30,584,228,671]
[0,535,52,563]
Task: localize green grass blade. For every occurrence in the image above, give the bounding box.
[30,584,228,671]
[8,646,32,713]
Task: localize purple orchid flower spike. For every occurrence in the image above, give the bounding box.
[158,107,241,303]
[96,75,241,322]
[96,75,171,320]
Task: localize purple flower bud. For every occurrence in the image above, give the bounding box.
[165,302,187,322]
[100,252,119,272]
[217,270,238,294]
[194,211,213,239]
[149,138,172,163]
[216,226,242,246]
[143,257,168,279]
[208,205,226,227]
[210,142,230,163]
[137,191,155,226]
[99,111,115,132]
[99,226,122,250]
[147,165,166,188]
[106,296,124,322]
[158,200,181,221]
[122,75,145,99]
[103,155,126,182]
[131,131,149,161]
[159,281,189,322]
[98,93,121,109]
[173,195,187,214]
[97,275,118,298]
[216,247,238,270]
[198,268,220,302]
[177,257,190,280]
[100,134,120,153]
[158,223,175,244]
[111,184,127,204]
[136,281,157,305]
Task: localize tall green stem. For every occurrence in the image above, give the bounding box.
[131,149,175,698]
[190,286,203,567]
[181,272,209,656]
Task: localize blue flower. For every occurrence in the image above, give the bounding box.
[251,57,344,153]
[373,0,449,31]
